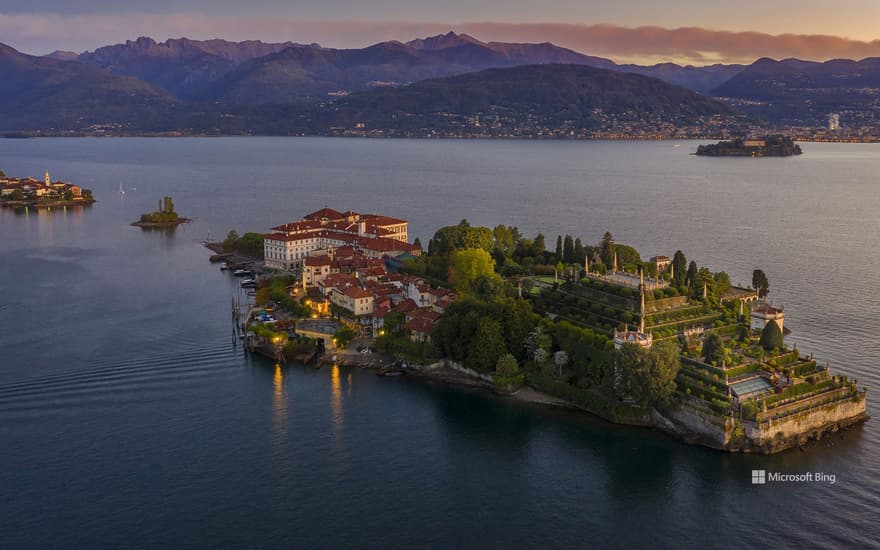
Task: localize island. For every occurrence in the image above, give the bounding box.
[132,196,190,227]
[218,208,866,454]
[0,170,95,208]
[696,135,803,157]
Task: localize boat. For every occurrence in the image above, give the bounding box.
[220,263,229,271]
[118,183,125,196]
[232,269,253,277]
[240,279,257,288]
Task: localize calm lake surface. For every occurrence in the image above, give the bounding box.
[1,138,878,548]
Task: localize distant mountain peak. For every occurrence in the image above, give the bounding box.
[45,50,79,61]
[406,32,485,51]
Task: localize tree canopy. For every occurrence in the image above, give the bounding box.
[759,320,783,350]
[615,341,681,408]
[702,333,725,365]
[672,250,687,287]
[752,269,769,299]
[449,248,497,294]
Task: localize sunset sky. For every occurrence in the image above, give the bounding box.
[4,1,880,65]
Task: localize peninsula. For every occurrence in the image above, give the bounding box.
[225,210,866,454]
[696,135,803,157]
[0,170,94,208]
[132,196,189,227]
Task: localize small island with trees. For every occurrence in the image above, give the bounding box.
[132,196,190,227]
[696,135,803,157]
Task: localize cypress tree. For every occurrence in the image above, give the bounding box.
[574,238,586,265]
[563,235,575,264]
[672,250,687,287]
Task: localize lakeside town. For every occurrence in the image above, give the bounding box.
[212,206,867,454]
[0,170,94,207]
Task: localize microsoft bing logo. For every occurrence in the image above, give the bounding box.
[751,470,766,484]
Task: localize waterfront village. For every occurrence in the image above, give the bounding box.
[215,207,867,454]
[0,170,94,206]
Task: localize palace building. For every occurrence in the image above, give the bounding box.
[264,207,418,270]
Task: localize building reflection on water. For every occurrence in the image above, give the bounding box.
[272,364,287,446]
[331,365,344,431]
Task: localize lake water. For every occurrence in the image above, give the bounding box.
[1,138,878,548]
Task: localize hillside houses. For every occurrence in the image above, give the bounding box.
[0,171,88,202]
[280,208,455,341]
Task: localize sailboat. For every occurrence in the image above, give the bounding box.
[118,183,125,196]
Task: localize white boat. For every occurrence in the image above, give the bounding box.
[232,269,253,277]
[119,183,125,195]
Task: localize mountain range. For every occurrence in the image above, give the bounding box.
[2,32,880,133]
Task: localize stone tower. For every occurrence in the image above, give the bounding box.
[45,171,51,186]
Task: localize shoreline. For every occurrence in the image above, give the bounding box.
[131,218,191,228]
[1,199,95,209]
[305,350,867,455]
[3,133,878,143]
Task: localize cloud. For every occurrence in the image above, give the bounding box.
[466,23,880,65]
[2,13,880,65]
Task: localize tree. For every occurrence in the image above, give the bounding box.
[383,311,406,337]
[533,348,549,365]
[759,320,783,351]
[9,188,24,201]
[430,220,494,256]
[714,271,732,296]
[752,269,769,299]
[554,350,569,378]
[692,267,719,304]
[600,231,614,266]
[555,235,563,262]
[672,250,687,288]
[413,237,422,250]
[616,341,681,409]
[223,229,240,251]
[467,317,507,373]
[563,235,575,264]
[492,225,518,259]
[533,233,546,256]
[334,326,356,349]
[0,170,5,178]
[686,261,698,290]
[702,333,725,365]
[495,353,523,389]
[574,238,586,265]
[449,248,496,294]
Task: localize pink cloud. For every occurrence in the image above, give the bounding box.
[2,13,880,65]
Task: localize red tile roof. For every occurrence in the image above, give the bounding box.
[343,286,373,299]
[405,317,437,335]
[303,207,345,221]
